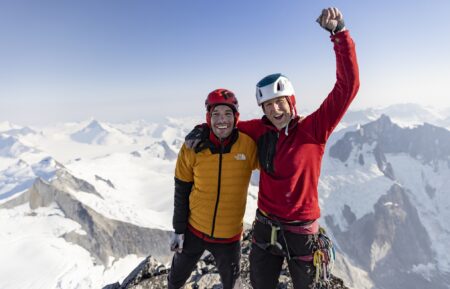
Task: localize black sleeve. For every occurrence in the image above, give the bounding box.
[172,177,194,234]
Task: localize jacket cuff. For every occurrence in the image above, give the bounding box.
[330,30,350,44]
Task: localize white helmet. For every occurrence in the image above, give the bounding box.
[255,73,296,106]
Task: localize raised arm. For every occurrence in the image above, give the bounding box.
[305,8,360,143]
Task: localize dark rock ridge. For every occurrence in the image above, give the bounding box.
[96,174,116,189]
[103,231,350,289]
[326,183,449,289]
[329,115,450,172]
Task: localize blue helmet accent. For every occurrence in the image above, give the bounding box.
[256,73,284,88]
[255,73,296,106]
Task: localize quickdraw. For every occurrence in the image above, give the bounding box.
[310,227,335,289]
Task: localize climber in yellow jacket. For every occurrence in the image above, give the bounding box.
[168,89,258,289]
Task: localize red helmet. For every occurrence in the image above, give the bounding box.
[205,89,240,127]
[205,89,239,112]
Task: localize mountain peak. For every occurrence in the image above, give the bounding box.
[0,134,35,157]
[361,114,397,137]
[31,157,65,182]
[70,119,135,145]
[86,119,103,130]
[144,140,177,161]
[71,120,108,144]
[102,230,350,289]
[377,113,392,123]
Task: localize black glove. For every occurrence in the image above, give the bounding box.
[184,124,210,152]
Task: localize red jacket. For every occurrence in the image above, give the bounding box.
[238,30,359,221]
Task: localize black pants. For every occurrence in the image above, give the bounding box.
[250,220,316,289]
[167,229,241,289]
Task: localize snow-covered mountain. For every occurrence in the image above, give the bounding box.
[0,157,62,201]
[1,126,36,137]
[0,134,37,158]
[320,115,450,289]
[0,116,252,289]
[71,119,135,145]
[143,140,177,161]
[0,169,171,289]
[1,104,449,289]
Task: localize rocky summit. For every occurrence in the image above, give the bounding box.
[103,231,349,289]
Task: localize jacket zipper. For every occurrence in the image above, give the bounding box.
[210,140,224,237]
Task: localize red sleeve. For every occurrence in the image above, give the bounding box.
[236,119,264,141]
[304,30,360,143]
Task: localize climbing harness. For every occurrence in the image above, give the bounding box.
[254,209,319,235]
[252,210,335,288]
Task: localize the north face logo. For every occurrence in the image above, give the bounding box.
[234,153,246,161]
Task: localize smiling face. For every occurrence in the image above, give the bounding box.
[210,105,235,139]
[262,96,292,130]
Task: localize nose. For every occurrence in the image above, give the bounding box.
[270,103,281,113]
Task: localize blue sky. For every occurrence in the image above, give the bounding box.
[1,0,450,125]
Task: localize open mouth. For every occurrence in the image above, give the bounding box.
[216,124,229,129]
[273,114,284,121]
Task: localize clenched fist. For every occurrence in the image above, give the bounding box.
[317,7,346,34]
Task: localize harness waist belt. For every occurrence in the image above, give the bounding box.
[255,209,319,235]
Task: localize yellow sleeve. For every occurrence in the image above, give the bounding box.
[250,141,259,170]
[237,132,259,171]
[175,144,195,182]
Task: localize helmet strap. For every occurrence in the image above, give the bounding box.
[285,96,296,117]
[284,96,297,136]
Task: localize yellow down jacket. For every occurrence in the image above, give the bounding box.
[175,131,258,239]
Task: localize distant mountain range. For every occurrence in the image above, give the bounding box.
[340,103,450,129]
[0,103,449,289]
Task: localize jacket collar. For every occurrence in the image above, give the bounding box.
[202,128,239,154]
